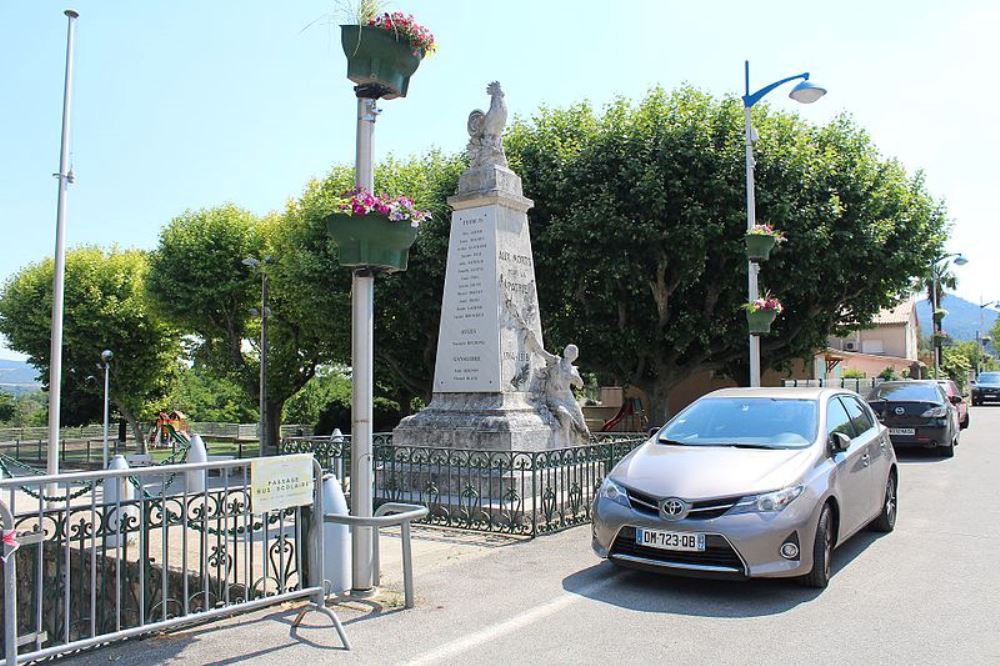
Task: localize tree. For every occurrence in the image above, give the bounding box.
[169,364,257,423]
[148,204,351,450]
[504,87,947,422]
[0,247,181,448]
[0,391,14,423]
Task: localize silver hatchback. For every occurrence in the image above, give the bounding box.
[592,387,898,588]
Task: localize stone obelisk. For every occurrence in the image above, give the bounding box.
[394,82,588,451]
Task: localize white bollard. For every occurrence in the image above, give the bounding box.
[323,474,352,596]
[186,434,208,494]
[104,455,137,546]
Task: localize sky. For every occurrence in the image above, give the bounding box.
[1,0,998,361]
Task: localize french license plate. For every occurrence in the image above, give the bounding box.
[889,427,915,436]
[635,528,705,552]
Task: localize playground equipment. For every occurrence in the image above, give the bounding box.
[147,410,190,448]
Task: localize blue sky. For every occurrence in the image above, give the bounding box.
[2,0,998,361]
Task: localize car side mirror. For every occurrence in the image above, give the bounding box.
[949,395,963,405]
[828,431,851,455]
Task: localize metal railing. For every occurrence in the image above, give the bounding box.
[781,377,885,398]
[0,423,314,446]
[281,432,648,537]
[0,457,348,663]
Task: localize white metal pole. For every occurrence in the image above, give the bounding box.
[46,9,79,483]
[744,102,761,388]
[259,271,268,456]
[932,272,940,377]
[102,361,110,468]
[351,95,377,595]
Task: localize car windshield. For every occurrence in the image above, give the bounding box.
[871,383,942,402]
[978,372,1000,384]
[657,397,818,449]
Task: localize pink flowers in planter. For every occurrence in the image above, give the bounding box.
[747,223,786,242]
[337,188,433,228]
[368,12,437,57]
[746,294,784,313]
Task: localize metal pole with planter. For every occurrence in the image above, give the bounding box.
[46,9,80,485]
[742,60,826,387]
[331,18,432,595]
[101,350,113,468]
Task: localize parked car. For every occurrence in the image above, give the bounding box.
[936,379,969,429]
[972,371,1000,406]
[868,381,960,457]
[592,388,897,589]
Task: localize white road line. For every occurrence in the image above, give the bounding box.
[405,572,621,666]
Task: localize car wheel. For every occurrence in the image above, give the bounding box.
[800,504,834,589]
[940,439,955,458]
[870,473,897,533]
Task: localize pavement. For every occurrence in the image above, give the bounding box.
[70,406,1000,665]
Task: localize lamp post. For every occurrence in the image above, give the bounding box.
[243,256,271,456]
[929,253,967,377]
[46,9,80,484]
[100,350,113,468]
[742,60,826,387]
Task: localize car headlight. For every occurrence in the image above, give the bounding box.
[729,485,804,515]
[921,406,947,418]
[598,478,630,508]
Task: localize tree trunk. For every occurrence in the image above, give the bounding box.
[118,403,147,455]
[265,399,284,455]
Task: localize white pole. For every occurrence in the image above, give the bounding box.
[932,272,940,377]
[46,9,80,484]
[102,358,110,468]
[744,101,761,388]
[351,95,377,595]
[259,270,268,456]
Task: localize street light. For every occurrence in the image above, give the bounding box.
[243,256,272,456]
[929,253,967,377]
[100,349,113,468]
[742,60,827,387]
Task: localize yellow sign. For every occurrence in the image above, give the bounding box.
[251,454,314,514]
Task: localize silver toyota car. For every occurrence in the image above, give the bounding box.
[592,387,898,588]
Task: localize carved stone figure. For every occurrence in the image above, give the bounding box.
[503,294,590,447]
[466,81,508,169]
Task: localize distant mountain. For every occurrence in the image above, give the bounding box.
[916,295,999,344]
[0,359,42,395]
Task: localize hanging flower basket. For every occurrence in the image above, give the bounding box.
[340,14,436,99]
[744,294,783,336]
[325,189,431,272]
[745,224,786,262]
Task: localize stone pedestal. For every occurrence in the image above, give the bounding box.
[393,164,560,451]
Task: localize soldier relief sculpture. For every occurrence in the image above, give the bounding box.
[504,292,591,447]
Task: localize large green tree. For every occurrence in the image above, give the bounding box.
[148,204,352,449]
[0,247,181,447]
[502,87,947,421]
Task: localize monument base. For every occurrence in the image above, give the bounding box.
[392,392,558,451]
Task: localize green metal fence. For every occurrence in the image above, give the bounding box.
[281,432,647,537]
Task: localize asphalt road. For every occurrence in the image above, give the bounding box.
[75,406,1000,665]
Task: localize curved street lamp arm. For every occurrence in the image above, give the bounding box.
[744,71,811,108]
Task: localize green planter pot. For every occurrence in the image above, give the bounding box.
[341,25,423,99]
[745,233,778,262]
[325,213,418,272]
[746,309,778,335]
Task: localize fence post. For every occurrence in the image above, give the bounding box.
[37,439,42,461]
[531,451,538,537]
[1,500,18,663]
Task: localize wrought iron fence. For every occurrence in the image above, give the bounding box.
[0,458,343,662]
[281,432,647,536]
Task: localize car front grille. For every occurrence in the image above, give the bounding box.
[624,487,741,520]
[610,526,746,573]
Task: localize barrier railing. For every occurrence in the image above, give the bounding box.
[0,457,348,663]
[281,432,647,537]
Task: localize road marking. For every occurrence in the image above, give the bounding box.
[405,572,621,666]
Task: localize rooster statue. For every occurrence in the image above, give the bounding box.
[466,81,508,168]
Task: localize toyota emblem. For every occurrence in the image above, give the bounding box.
[660,497,688,521]
[894,406,905,415]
